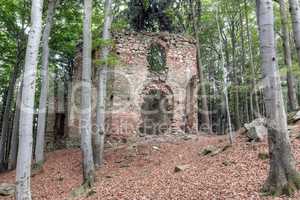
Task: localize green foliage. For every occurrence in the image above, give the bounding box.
[111,18,128,32]
[126,0,175,32]
[94,53,120,67]
[279,63,300,78]
[147,43,167,72]
[92,38,114,50]
[0,0,28,98]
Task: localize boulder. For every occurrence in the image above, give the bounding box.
[247,125,268,141]
[0,183,15,196]
[292,111,300,122]
[200,145,218,156]
[244,118,266,130]
[200,145,224,157]
[287,111,298,123]
[236,127,247,135]
[244,118,267,141]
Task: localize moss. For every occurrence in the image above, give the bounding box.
[258,152,269,160]
[261,172,300,197]
[32,161,43,170]
[70,185,87,199]
[289,172,300,190]
[31,161,44,176]
[260,183,276,196]
[83,171,95,188]
[282,183,297,196]
[70,179,97,199]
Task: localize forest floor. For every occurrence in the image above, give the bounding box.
[1,125,300,200]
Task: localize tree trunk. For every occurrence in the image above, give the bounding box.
[256,0,300,196]
[0,89,8,132]
[0,66,19,171]
[244,0,260,118]
[93,0,113,167]
[190,0,212,133]
[81,0,95,186]
[16,0,44,198]
[0,45,23,171]
[239,2,250,123]
[279,0,298,111]
[229,19,241,129]
[8,81,22,170]
[35,0,57,165]
[289,0,300,68]
[216,8,234,144]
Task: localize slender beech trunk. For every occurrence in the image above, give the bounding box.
[0,42,24,171]
[94,0,113,167]
[35,0,57,165]
[16,0,44,198]
[190,0,212,133]
[8,81,22,170]
[279,0,298,111]
[244,0,260,118]
[216,8,233,144]
[289,0,300,67]
[256,0,300,195]
[239,2,250,123]
[0,66,19,171]
[0,13,26,170]
[0,90,8,131]
[81,0,95,186]
[229,19,241,129]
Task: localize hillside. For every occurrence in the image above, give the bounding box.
[1,125,300,200]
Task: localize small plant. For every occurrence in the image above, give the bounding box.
[147,43,167,73]
[258,152,269,160]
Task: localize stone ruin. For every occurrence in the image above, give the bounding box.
[45,32,198,149]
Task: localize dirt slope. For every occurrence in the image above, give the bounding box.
[1,128,300,200]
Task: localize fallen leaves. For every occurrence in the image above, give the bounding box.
[0,131,300,200]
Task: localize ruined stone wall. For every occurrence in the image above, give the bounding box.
[64,32,198,144]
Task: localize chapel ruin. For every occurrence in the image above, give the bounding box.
[45,32,198,150]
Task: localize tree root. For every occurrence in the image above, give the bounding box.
[261,172,300,196]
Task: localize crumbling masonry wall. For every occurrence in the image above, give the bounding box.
[66,32,198,143]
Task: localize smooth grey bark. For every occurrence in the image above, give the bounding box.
[279,0,299,111]
[216,7,234,144]
[190,0,212,133]
[289,0,300,67]
[94,0,113,167]
[229,19,241,129]
[35,0,57,165]
[8,81,22,170]
[244,0,260,118]
[256,0,300,195]
[16,0,44,198]
[239,2,249,123]
[81,0,95,186]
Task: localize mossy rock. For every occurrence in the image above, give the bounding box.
[287,111,298,124]
[200,145,218,156]
[222,160,236,166]
[0,183,15,196]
